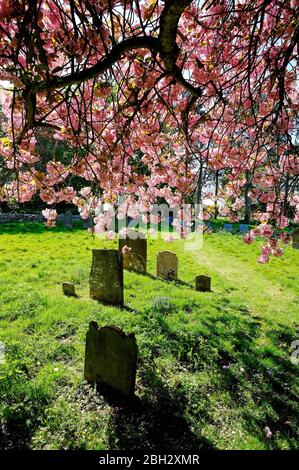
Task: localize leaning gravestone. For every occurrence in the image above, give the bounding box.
[62,282,76,297]
[119,229,147,273]
[293,228,299,249]
[156,251,178,280]
[195,275,211,292]
[89,249,124,306]
[63,210,73,228]
[84,321,137,397]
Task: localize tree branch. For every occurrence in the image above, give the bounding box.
[35,36,160,92]
[35,1,201,98]
[159,0,202,97]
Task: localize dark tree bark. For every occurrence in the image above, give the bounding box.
[244,171,252,224]
[214,169,219,220]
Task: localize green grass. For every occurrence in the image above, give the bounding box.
[0,222,298,450]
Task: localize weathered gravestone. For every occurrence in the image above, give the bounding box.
[84,321,137,397]
[119,229,147,273]
[62,282,76,297]
[293,228,299,249]
[195,275,211,292]
[156,251,178,280]
[63,210,73,228]
[89,249,124,306]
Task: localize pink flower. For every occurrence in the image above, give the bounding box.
[121,245,132,255]
[40,189,56,204]
[258,254,269,264]
[272,247,283,257]
[264,426,272,438]
[94,224,105,234]
[243,233,254,244]
[81,208,90,219]
[259,224,273,238]
[203,212,211,220]
[106,230,115,240]
[280,232,291,245]
[261,240,276,258]
[219,207,230,217]
[278,216,289,229]
[80,187,92,198]
[42,208,57,227]
[232,198,244,211]
[229,214,240,222]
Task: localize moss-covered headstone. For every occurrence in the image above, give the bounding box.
[89,249,123,306]
[119,229,147,273]
[156,250,178,280]
[62,282,76,297]
[84,321,138,397]
[195,275,211,292]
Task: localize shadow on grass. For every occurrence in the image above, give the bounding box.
[0,296,298,450]
[123,304,299,450]
[142,271,193,288]
[106,370,214,451]
[0,378,44,450]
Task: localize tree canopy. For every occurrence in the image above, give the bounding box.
[0,0,298,261]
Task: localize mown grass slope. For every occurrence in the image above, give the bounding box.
[0,222,298,450]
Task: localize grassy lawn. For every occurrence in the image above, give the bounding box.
[0,222,298,450]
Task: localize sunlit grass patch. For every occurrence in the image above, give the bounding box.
[0,223,298,450]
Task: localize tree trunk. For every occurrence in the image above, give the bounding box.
[244,171,252,224]
[283,174,289,216]
[196,161,203,206]
[214,169,219,219]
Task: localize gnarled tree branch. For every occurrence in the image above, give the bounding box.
[34,0,201,98]
[35,36,160,93]
[159,0,202,97]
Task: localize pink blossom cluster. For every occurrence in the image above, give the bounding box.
[0,0,297,261]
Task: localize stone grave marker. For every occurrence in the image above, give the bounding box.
[89,249,124,306]
[195,275,211,292]
[62,282,76,297]
[223,223,233,232]
[84,321,137,397]
[119,229,147,273]
[239,224,249,233]
[156,250,178,280]
[293,228,299,249]
[63,210,73,228]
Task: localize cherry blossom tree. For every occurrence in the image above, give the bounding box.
[0,0,298,261]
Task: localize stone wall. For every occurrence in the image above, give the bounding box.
[0,213,82,224]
